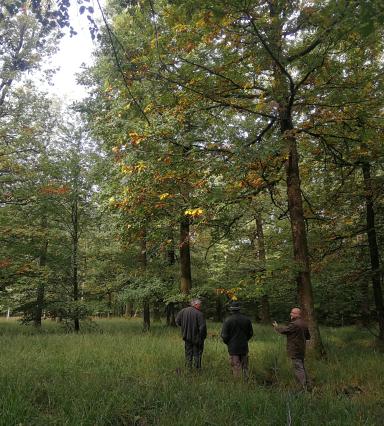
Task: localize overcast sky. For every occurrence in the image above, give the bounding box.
[47,0,103,103]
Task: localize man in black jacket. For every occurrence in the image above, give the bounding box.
[221,301,253,379]
[176,299,207,369]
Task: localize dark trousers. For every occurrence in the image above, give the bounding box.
[229,354,249,379]
[291,358,309,388]
[184,340,204,369]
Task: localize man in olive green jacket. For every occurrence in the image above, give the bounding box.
[273,307,311,389]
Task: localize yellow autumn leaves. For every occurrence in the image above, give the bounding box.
[184,208,204,218]
[158,194,204,218]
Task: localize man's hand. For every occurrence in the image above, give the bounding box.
[272,321,278,328]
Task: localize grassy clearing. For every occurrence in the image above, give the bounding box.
[0,318,383,425]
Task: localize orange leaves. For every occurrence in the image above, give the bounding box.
[154,170,177,183]
[0,258,11,269]
[192,178,207,189]
[154,202,167,209]
[129,132,146,146]
[40,185,69,195]
[240,171,265,189]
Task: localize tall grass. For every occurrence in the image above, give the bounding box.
[0,318,382,425]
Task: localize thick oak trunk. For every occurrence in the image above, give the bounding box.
[285,132,324,355]
[266,1,324,355]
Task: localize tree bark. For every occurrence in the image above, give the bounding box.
[34,215,48,327]
[153,301,161,322]
[139,229,150,331]
[362,162,384,340]
[265,1,324,355]
[72,198,80,333]
[254,214,271,324]
[179,216,192,294]
[215,296,224,322]
[165,229,177,326]
[284,133,324,354]
[166,303,176,327]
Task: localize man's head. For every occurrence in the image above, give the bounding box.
[190,299,202,310]
[229,301,241,312]
[290,307,302,320]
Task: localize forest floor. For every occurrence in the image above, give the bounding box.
[0,318,382,425]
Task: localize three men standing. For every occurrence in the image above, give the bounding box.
[176,300,310,388]
[221,301,253,379]
[175,299,207,369]
[273,307,311,389]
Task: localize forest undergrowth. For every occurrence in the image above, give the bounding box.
[0,318,382,426]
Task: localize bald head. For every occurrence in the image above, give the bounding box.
[290,308,302,320]
[191,299,202,310]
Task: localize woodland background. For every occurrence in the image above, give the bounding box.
[1,0,384,357]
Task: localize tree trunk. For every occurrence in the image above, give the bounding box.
[357,234,371,326]
[255,214,271,324]
[179,216,192,294]
[165,230,177,326]
[125,302,134,318]
[166,303,176,327]
[34,216,48,327]
[215,296,224,322]
[264,0,324,355]
[285,133,324,355]
[143,301,150,331]
[139,229,150,331]
[72,198,80,333]
[107,291,112,318]
[153,301,161,322]
[266,0,324,355]
[362,162,384,340]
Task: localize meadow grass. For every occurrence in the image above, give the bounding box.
[0,318,382,425]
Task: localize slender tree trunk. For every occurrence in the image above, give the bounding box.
[166,229,177,326]
[107,291,112,318]
[139,229,150,331]
[153,301,161,322]
[179,216,192,294]
[125,302,134,318]
[215,296,224,322]
[72,198,80,333]
[255,214,271,324]
[166,303,176,327]
[357,234,371,326]
[34,216,48,327]
[362,162,384,340]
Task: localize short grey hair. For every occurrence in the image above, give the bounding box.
[190,299,201,307]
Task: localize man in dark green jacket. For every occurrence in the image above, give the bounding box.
[273,307,311,389]
[221,301,253,379]
[176,299,207,369]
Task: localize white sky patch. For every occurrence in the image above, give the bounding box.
[44,0,103,103]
